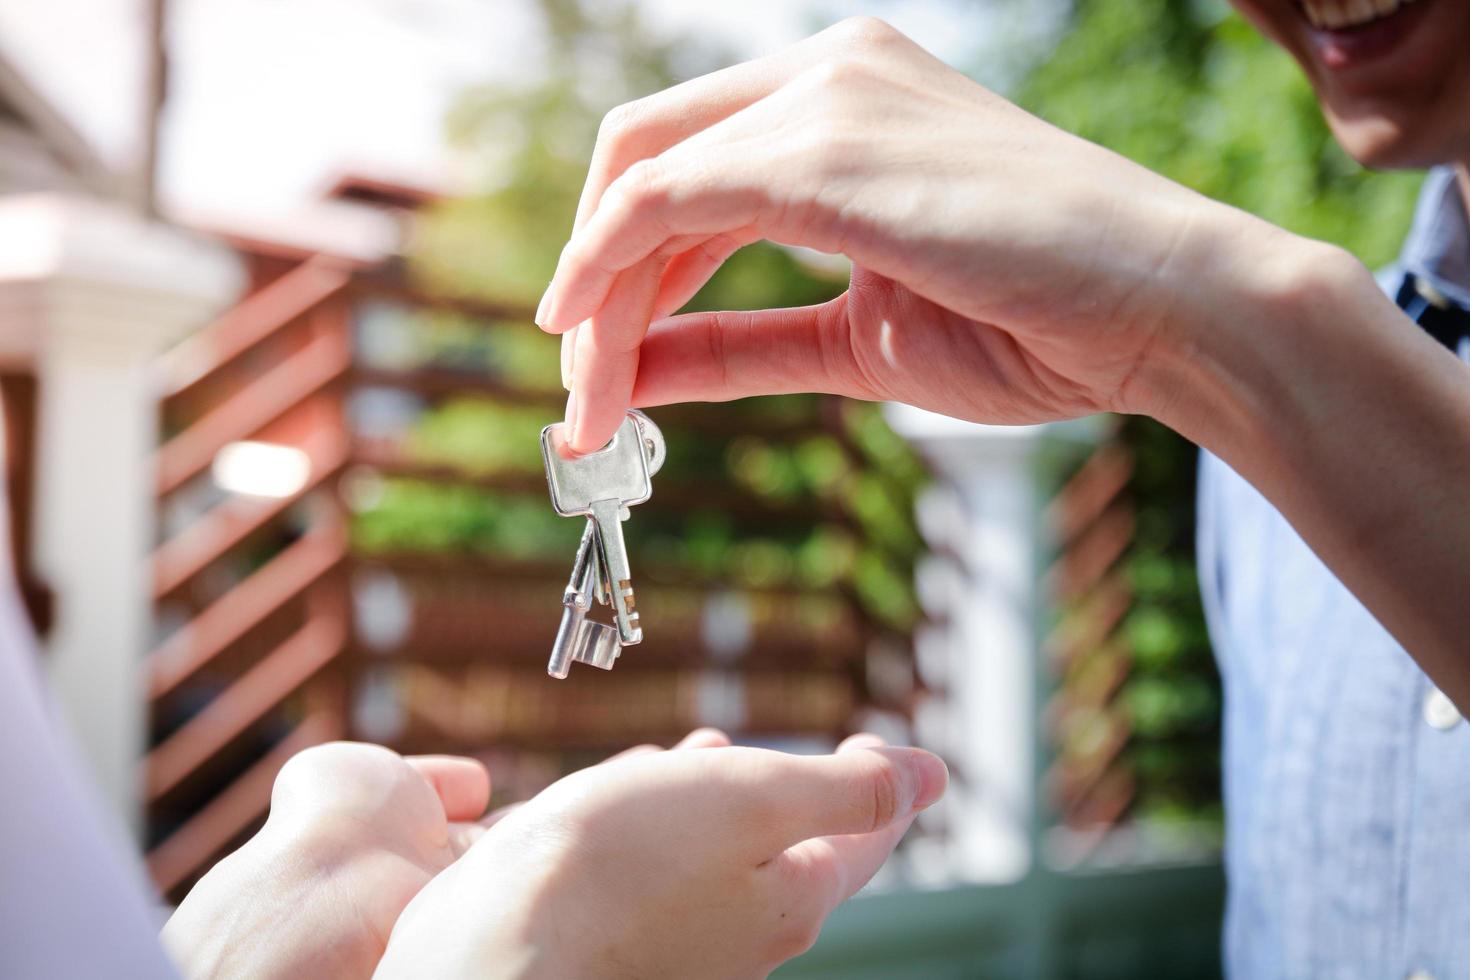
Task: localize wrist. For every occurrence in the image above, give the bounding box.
[1119,204,1372,460]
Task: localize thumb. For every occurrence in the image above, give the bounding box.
[752,745,948,854]
[632,296,874,408]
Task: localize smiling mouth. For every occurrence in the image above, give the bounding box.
[1298,0,1420,30]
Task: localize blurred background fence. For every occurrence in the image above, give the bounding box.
[141,211,931,897]
[0,0,1423,976]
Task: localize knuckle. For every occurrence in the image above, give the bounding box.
[785,848,842,906]
[770,915,825,963]
[650,235,690,263]
[789,62,873,170]
[276,741,348,781]
[803,55,869,95]
[597,100,640,143]
[269,742,353,809]
[833,15,901,51]
[813,295,884,399]
[271,741,401,799]
[793,918,824,957]
[614,158,667,211]
[862,757,905,832]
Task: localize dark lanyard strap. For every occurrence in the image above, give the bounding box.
[1396,272,1470,353]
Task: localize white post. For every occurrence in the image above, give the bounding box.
[885,404,1049,884]
[0,195,241,837]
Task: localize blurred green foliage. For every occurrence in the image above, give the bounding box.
[411,0,674,305]
[1023,0,1421,267]
[354,479,578,559]
[1023,0,1421,836]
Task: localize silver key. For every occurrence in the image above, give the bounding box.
[547,521,622,678]
[541,410,665,649]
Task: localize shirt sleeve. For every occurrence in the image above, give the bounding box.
[0,551,179,976]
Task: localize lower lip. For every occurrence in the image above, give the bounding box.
[1306,0,1433,70]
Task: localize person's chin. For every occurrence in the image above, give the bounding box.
[1327,111,1434,170]
[1325,103,1470,171]
[1238,0,1470,168]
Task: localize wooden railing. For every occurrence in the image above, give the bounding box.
[1039,425,1223,861]
[1041,439,1139,839]
[145,258,356,895]
[147,711,340,894]
[144,252,923,899]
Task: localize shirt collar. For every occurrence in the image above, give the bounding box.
[1401,166,1470,310]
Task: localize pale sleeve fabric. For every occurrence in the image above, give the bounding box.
[0,536,177,975]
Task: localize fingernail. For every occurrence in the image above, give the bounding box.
[910,751,948,810]
[563,390,579,445]
[838,733,887,753]
[535,287,553,328]
[560,331,576,391]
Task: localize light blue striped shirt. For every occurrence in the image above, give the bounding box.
[1199,167,1470,980]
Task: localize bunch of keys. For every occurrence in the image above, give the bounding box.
[540,410,665,678]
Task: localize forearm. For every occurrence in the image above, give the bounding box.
[1136,210,1470,704]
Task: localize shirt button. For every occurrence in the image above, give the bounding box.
[1406,971,1435,980]
[1423,688,1462,731]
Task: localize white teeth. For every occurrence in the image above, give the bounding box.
[1301,0,1412,29]
[1305,0,1417,27]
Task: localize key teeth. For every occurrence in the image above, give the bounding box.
[572,620,621,671]
[548,612,623,678]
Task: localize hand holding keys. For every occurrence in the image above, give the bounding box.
[541,410,665,678]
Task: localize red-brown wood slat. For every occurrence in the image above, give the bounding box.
[351,365,560,410]
[1065,767,1137,834]
[1050,708,1133,813]
[394,664,856,747]
[1044,441,1134,547]
[1045,640,1133,734]
[145,615,346,803]
[353,550,854,600]
[1044,568,1134,673]
[348,272,532,325]
[152,432,350,601]
[155,332,351,498]
[148,528,346,701]
[1042,500,1136,604]
[146,711,340,895]
[157,255,352,403]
